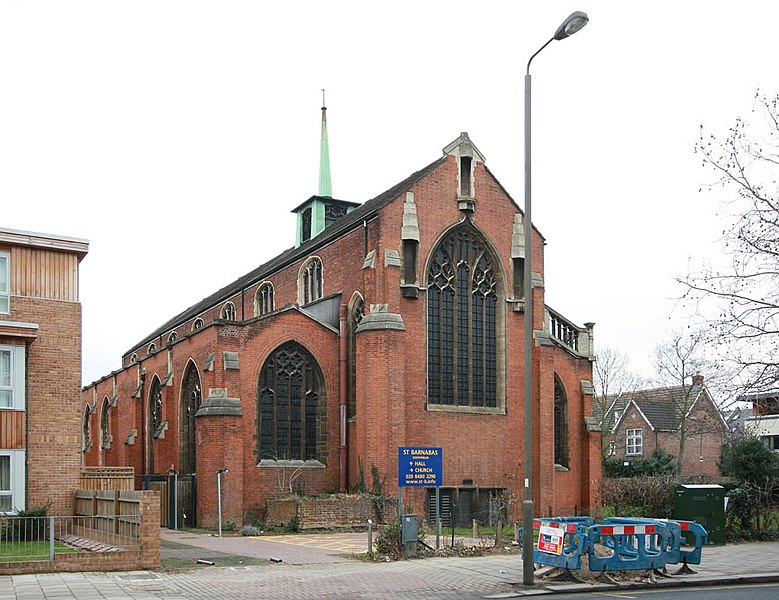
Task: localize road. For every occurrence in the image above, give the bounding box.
[548,583,779,600]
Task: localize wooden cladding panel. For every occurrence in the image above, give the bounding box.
[0,410,26,448]
[10,247,79,301]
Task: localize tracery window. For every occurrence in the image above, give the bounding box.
[147,377,162,472]
[168,332,178,344]
[255,282,275,316]
[554,377,570,468]
[299,257,323,305]
[257,342,324,462]
[221,302,236,321]
[427,226,499,407]
[324,204,347,228]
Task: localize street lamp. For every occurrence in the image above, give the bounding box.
[217,468,228,538]
[522,10,588,587]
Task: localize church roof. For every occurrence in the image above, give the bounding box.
[126,155,447,355]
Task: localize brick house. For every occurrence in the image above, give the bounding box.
[600,375,728,477]
[81,125,601,527]
[0,227,89,515]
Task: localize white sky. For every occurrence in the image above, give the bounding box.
[2,1,776,387]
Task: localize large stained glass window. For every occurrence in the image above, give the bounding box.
[428,227,498,407]
[258,342,324,461]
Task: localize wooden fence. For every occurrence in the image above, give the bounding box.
[73,489,141,542]
[79,467,135,491]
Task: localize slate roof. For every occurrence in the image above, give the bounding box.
[126,156,448,355]
[599,384,706,432]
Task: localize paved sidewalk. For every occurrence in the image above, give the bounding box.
[1,532,779,599]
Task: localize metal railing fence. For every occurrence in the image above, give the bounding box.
[0,514,140,562]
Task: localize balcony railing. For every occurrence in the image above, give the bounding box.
[544,306,594,358]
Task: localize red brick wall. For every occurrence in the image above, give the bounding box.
[4,297,83,514]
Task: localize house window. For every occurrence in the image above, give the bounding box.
[626,428,643,455]
[427,226,499,408]
[255,282,275,316]
[299,257,323,305]
[0,450,25,514]
[554,378,570,468]
[221,302,237,321]
[0,345,25,410]
[192,318,204,331]
[257,341,324,462]
[0,251,9,314]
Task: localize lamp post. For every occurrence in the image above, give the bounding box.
[217,468,228,538]
[522,11,589,587]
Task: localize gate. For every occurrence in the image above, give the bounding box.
[139,472,196,529]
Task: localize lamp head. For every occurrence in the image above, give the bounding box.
[553,11,589,40]
[217,468,229,474]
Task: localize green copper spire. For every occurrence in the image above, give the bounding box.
[318,89,332,198]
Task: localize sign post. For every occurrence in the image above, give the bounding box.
[398,447,443,549]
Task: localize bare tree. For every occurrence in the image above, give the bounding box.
[682,89,779,395]
[593,346,643,459]
[652,330,721,473]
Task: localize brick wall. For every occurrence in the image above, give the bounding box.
[266,494,398,529]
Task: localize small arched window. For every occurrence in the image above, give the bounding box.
[167,332,178,344]
[221,302,237,321]
[554,377,570,468]
[147,343,156,355]
[192,318,204,331]
[82,406,92,453]
[298,257,323,305]
[130,353,138,364]
[100,397,110,449]
[255,282,275,316]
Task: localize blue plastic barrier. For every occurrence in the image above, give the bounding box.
[531,517,593,571]
[587,520,671,573]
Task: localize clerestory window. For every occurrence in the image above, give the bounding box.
[298,257,323,305]
[255,282,275,316]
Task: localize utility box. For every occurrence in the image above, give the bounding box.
[674,484,726,545]
[401,514,419,558]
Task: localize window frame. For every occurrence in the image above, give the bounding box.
[221,302,237,321]
[0,450,25,515]
[0,344,25,411]
[626,428,643,455]
[298,257,324,305]
[0,251,9,314]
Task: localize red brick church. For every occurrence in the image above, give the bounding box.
[82,107,601,527]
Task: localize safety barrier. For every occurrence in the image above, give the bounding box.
[531,517,594,571]
[526,516,708,582]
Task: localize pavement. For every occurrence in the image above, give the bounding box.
[1,529,779,599]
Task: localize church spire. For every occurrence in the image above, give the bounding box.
[318,89,332,198]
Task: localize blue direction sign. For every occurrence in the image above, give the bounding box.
[398,447,442,487]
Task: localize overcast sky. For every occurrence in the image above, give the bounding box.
[2,1,776,388]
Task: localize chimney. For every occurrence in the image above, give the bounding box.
[692,373,704,386]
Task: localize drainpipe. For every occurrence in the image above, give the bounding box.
[339,303,348,493]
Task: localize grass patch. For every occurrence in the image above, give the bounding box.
[0,540,79,562]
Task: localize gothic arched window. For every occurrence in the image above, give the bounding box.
[100,397,110,450]
[427,226,500,408]
[146,376,163,473]
[298,257,323,305]
[221,302,236,321]
[257,341,324,462]
[346,292,365,419]
[554,377,570,468]
[255,282,275,316]
[180,361,201,476]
